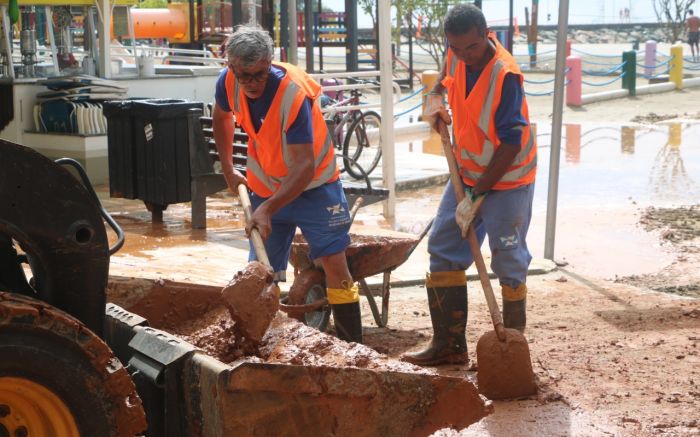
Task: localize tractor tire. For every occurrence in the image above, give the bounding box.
[0,292,147,437]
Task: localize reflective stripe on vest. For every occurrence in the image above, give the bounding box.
[233,79,241,113]
[461,139,537,182]
[478,60,505,135]
[449,55,459,78]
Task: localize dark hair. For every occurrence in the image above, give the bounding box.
[690,9,694,14]
[444,4,487,37]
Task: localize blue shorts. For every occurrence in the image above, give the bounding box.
[428,179,535,288]
[249,180,352,280]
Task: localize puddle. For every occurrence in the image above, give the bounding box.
[101,122,698,282]
[365,122,700,279]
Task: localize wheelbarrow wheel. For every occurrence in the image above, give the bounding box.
[287,269,331,332]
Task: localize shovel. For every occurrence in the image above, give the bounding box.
[437,122,537,400]
[220,184,280,344]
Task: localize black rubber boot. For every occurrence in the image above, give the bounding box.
[402,272,468,366]
[502,284,527,332]
[332,302,363,343]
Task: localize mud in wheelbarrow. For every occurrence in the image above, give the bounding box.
[284,221,432,331]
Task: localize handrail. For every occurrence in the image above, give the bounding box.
[111,45,215,57]
[311,70,380,79]
[321,83,377,92]
[162,55,226,65]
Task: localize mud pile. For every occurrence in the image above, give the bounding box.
[175,304,429,374]
[221,261,279,344]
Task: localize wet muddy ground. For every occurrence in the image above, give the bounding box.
[360,271,700,437]
[99,117,700,435]
[616,205,700,298]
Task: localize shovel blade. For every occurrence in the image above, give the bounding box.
[476,328,537,400]
[222,261,280,343]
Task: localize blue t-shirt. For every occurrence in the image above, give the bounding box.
[466,70,526,146]
[214,66,314,144]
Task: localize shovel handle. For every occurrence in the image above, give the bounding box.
[438,122,508,342]
[237,184,272,269]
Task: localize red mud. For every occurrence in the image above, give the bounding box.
[107,276,223,332]
[476,329,538,400]
[261,314,432,373]
[290,233,420,279]
[221,261,280,343]
[174,303,430,374]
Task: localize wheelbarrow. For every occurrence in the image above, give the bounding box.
[281,220,433,331]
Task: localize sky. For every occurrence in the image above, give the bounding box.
[321,0,694,28]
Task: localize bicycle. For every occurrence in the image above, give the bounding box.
[320,78,382,180]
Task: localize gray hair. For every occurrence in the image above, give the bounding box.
[225,25,274,67]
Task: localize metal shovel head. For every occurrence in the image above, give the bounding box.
[221,261,280,343]
[476,328,538,400]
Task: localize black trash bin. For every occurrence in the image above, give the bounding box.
[103,100,138,199]
[103,99,203,216]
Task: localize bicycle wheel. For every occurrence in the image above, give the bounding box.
[342,110,382,179]
[331,115,355,174]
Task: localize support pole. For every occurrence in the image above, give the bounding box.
[508,0,514,53]
[408,11,413,89]
[543,0,569,260]
[304,0,313,71]
[621,50,636,96]
[44,6,59,75]
[565,55,581,106]
[280,0,288,61]
[528,0,539,69]
[644,40,656,78]
[669,44,683,89]
[232,0,242,27]
[317,0,323,71]
[345,0,357,71]
[0,6,14,78]
[378,0,395,218]
[288,0,297,64]
[95,0,112,78]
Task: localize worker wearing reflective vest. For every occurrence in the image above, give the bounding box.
[404,4,536,366]
[212,26,362,343]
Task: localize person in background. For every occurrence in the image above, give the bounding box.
[687,9,700,61]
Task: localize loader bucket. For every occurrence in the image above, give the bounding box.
[106,276,492,436]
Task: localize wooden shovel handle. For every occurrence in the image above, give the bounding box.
[438,122,507,341]
[237,184,272,269]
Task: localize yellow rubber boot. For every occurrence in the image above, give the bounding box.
[328,282,363,343]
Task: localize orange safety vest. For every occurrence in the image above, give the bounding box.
[441,34,537,190]
[225,62,339,197]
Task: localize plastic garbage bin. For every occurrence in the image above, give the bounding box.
[103,99,203,216]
